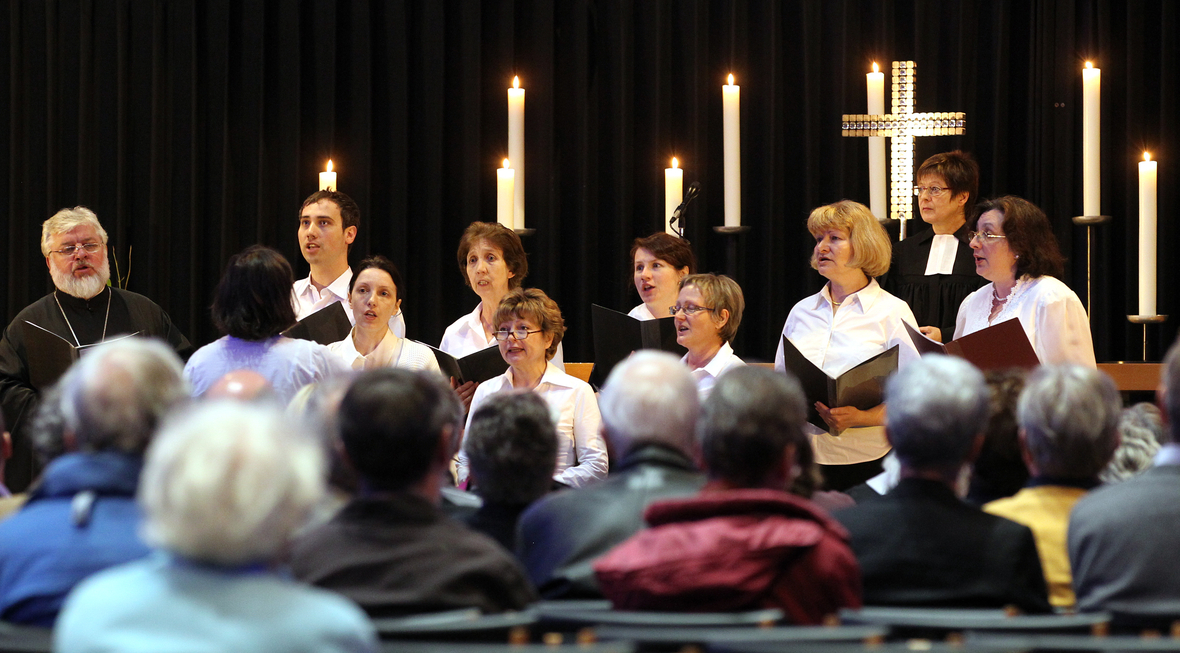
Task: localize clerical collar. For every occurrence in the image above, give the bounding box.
[55,285,111,312]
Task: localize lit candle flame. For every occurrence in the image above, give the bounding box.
[326,160,333,173]
[1085,61,1093,69]
[727,73,734,86]
[872,62,879,74]
[503,158,511,168]
[1145,152,1152,162]
[512,76,520,89]
[671,157,679,169]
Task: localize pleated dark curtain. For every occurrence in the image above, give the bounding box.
[3,0,1177,363]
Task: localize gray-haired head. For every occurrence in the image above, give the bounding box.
[886,355,988,470]
[1017,364,1121,480]
[41,206,108,257]
[140,401,325,565]
[1160,341,1180,444]
[698,366,807,488]
[58,337,188,455]
[598,351,699,457]
[1102,403,1163,483]
[464,391,557,504]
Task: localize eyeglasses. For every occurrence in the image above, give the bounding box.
[669,304,715,316]
[493,328,544,342]
[913,186,951,198]
[967,230,1007,243]
[50,242,102,257]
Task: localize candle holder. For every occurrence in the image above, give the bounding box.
[1071,215,1112,320]
[1127,314,1168,362]
[713,225,751,280]
[513,228,536,237]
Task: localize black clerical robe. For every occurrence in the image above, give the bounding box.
[879,223,985,343]
[0,287,192,491]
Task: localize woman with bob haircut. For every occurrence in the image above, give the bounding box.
[183,245,344,403]
[457,288,606,489]
[674,273,746,399]
[629,232,697,320]
[54,401,378,652]
[327,255,440,373]
[440,222,564,407]
[775,200,920,491]
[947,196,1095,367]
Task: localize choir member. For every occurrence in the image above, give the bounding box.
[775,200,919,491]
[326,255,439,373]
[0,207,191,492]
[880,151,985,342]
[628,232,696,320]
[456,288,606,489]
[943,196,1095,367]
[674,273,746,399]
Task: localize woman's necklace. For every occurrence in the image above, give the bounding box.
[54,289,110,348]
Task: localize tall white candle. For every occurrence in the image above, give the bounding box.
[497,159,515,229]
[1082,62,1101,216]
[665,157,684,235]
[867,63,887,221]
[508,76,525,229]
[319,160,337,191]
[1139,152,1158,316]
[722,74,741,228]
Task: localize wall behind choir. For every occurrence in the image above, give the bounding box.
[2,0,1176,363]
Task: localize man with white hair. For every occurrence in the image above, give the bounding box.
[0,337,188,626]
[834,354,1051,612]
[0,206,191,491]
[516,351,706,598]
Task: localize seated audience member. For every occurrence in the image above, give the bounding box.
[834,355,1051,613]
[964,370,1029,506]
[1101,403,1163,483]
[204,369,276,403]
[55,401,377,653]
[985,365,1121,609]
[290,368,536,616]
[0,338,187,626]
[184,245,345,404]
[594,366,861,624]
[516,351,706,598]
[0,410,24,520]
[463,391,557,551]
[1069,341,1180,614]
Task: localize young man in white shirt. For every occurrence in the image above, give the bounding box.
[292,191,406,337]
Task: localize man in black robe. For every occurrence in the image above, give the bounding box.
[0,206,191,491]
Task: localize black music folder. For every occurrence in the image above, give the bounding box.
[780,336,899,433]
[588,304,686,389]
[22,323,138,390]
[427,344,509,385]
[283,302,352,346]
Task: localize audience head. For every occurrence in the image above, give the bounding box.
[456,221,528,290]
[204,370,275,403]
[140,401,324,566]
[1018,365,1121,480]
[288,374,360,494]
[337,369,462,493]
[212,245,297,340]
[42,206,112,299]
[807,200,892,278]
[886,355,988,473]
[493,288,565,361]
[58,337,187,456]
[676,273,744,344]
[971,196,1064,279]
[967,369,1030,504]
[917,150,981,221]
[1103,403,1163,483]
[29,384,68,465]
[598,351,699,458]
[1160,339,1180,444]
[464,392,557,504]
[698,367,807,489]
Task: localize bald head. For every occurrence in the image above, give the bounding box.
[598,351,699,457]
[205,370,275,403]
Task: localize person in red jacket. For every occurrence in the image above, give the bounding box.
[594,366,861,624]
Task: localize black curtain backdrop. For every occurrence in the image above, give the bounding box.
[3,0,1177,364]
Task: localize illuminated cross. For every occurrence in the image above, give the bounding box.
[841,61,966,239]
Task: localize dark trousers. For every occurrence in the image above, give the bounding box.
[820,456,886,493]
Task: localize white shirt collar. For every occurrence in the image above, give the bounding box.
[294,267,353,303]
[814,278,883,314]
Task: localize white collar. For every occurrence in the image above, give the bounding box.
[815,278,882,313]
[294,267,353,300]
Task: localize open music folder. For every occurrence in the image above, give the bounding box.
[588,304,686,389]
[282,302,352,346]
[780,336,899,433]
[903,318,1040,371]
[426,344,509,385]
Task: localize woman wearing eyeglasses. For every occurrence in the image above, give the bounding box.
[880,151,986,343]
[946,196,1095,367]
[455,288,607,489]
[673,274,745,399]
[774,201,920,491]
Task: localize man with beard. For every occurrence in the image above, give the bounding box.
[0,207,191,492]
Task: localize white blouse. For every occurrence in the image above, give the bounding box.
[439,302,565,371]
[457,362,607,488]
[681,341,746,400]
[627,304,658,321]
[327,328,441,374]
[953,275,1096,368]
[775,279,920,466]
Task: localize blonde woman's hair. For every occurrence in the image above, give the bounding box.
[806,200,892,278]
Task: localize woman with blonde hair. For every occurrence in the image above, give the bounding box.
[775,200,920,491]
